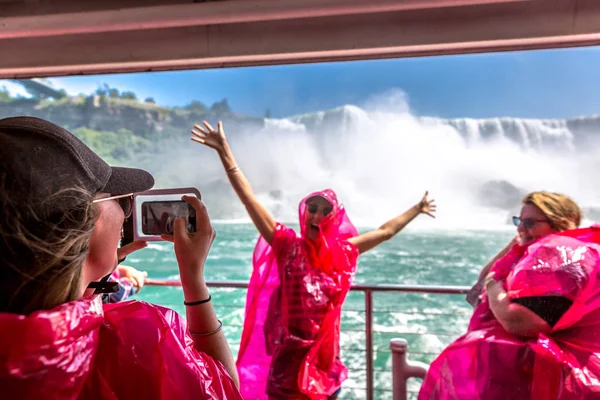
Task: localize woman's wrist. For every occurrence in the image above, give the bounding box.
[217,142,232,159]
[181,279,210,302]
[219,144,239,168]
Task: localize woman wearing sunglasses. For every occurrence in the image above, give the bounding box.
[0,117,242,399]
[191,121,435,400]
[421,191,600,399]
[467,191,582,308]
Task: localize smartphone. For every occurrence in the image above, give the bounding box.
[141,200,196,235]
[130,187,201,242]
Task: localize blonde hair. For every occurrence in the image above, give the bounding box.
[0,180,96,315]
[522,191,582,232]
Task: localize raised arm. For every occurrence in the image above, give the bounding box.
[348,192,436,254]
[191,121,277,245]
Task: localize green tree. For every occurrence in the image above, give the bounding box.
[210,98,231,114]
[185,100,207,112]
[120,91,137,100]
[72,127,151,163]
[0,86,13,102]
[95,83,110,97]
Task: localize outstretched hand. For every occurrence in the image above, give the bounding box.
[418,191,436,218]
[191,121,227,153]
[116,241,149,293]
[117,265,148,293]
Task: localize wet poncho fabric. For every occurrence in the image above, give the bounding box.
[419,226,600,399]
[0,296,242,399]
[237,189,359,399]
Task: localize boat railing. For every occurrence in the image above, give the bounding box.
[146,279,471,400]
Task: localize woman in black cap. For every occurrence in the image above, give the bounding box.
[0,117,241,399]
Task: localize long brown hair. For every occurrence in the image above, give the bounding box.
[0,175,96,315]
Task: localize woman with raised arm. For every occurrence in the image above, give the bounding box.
[191,121,436,400]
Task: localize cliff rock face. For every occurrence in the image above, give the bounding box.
[477,180,526,210]
[0,95,263,139]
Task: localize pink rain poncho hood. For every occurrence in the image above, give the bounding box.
[419,226,600,399]
[0,296,242,400]
[237,189,359,399]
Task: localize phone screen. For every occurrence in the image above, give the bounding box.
[141,201,196,235]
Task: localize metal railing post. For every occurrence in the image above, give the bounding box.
[365,289,374,400]
[390,338,428,400]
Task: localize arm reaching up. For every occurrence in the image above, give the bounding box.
[191,121,277,245]
[348,192,436,254]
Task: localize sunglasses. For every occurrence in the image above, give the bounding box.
[512,216,550,229]
[307,203,333,216]
[93,193,134,219]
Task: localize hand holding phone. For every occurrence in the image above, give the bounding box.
[160,195,216,295]
[126,187,201,242]
[141,200,196,236]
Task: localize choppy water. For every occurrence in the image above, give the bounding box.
[130,223,514,399]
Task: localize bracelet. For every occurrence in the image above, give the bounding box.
[184,295,211,306]
[190,320,223,336]
[226,166,239,174]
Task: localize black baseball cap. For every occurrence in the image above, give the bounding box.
[0,116,154,205]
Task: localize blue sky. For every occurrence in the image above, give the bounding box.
[2,46,600,119]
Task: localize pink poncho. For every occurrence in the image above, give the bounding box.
[419,226,600,399]
[0,297,242,399]
[236,189,359,399]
